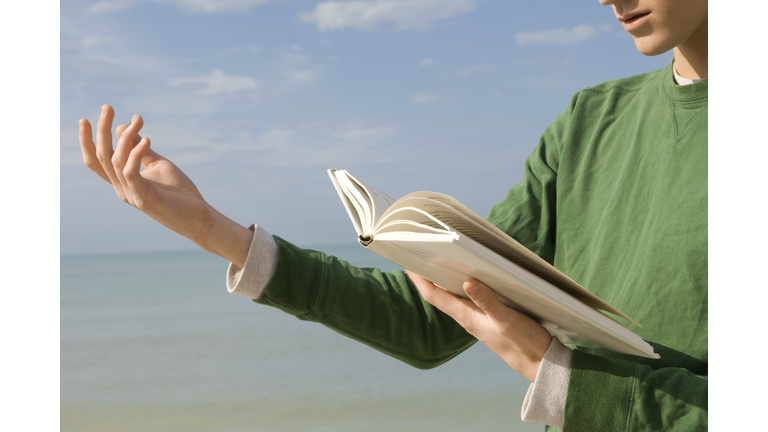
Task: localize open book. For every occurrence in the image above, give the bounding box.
[328,168,659,359]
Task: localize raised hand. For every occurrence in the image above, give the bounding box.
[79,105,253,267]
[406,270,552,382]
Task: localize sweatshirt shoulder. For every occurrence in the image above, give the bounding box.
[580,67,666,95]
[562,67,668,113]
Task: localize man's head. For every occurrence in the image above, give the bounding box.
[600,0,708,57]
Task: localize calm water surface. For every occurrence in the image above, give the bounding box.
[61,245,540,431]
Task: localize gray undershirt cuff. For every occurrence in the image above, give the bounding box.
[521,337,572,428]
[226,223,278,299]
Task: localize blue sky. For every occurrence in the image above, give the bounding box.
[60,0,674,255]
[1,2,759,429]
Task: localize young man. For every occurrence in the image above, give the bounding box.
[79,0,708,430]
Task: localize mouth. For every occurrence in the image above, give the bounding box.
[619,12,650,30]
[623,12,649,23]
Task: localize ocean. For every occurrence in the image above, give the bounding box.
[61,244,540,431]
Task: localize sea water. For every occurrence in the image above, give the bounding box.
[61,245,540,432]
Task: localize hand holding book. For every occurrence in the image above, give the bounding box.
[328,168,659,359]
[407,270,552,382]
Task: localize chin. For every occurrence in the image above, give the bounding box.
[632,37,675,57]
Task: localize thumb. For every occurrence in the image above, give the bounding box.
[463,278,505,315]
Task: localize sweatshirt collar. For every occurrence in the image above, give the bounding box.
[662,59,708,102]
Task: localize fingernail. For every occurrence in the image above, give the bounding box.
[465,281,479,295]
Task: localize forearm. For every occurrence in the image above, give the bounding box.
[229,230,477,368]
[193,207,254,269]
[228,226,572,428]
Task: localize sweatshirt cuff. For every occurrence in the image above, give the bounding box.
[521,337,572,429]
[226,223,278,299]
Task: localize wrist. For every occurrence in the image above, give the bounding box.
[194,208,253,268]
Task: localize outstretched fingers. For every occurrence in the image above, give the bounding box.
[123,136,152,209]
[112,115,144,202]
[115,120,170,170]
[116,122,143,146]
[95,105,121,190]
[79,119,111,183]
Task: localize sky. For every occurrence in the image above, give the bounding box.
[59,0,675,255]
[0,1,757,430]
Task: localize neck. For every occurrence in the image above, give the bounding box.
[673,18,708,79]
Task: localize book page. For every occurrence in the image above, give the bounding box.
[376,220,452,236]
[327,169,364,236]
[367,234,657,358]
[343,171,398,229]
[377,207,451,232]
[378,193,637,324]
[328,169,644,345]
[426,193,546,263]
[334,171,372,232]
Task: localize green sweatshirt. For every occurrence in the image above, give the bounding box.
[255,61,708,431]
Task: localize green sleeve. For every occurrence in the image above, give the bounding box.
[559,351,707,431]
[254,236,477,370]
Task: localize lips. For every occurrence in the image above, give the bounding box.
[623,12,649,24]
[619,12,650,31]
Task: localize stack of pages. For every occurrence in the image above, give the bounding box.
[328,168,659,359]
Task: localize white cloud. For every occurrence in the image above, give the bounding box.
[120,119,396,167]
[179,122,394,166]
[169,69,260,95]
[168,0,275,13]
[272,46,322,88]
[60,16,123,49]
[284,69,317,84]
[332,123,393,141]
[88,0,275,14]
[82,34,121,47]
[409,92,444,104]
[434,64,492,79]
[254,122,395,167]
[514,24,601,46]
[299,0,480,31]
[452,64,492,78]
[418,58,437,67]
[280,46,308,64]
[60,31,121,49]
[87,0,137,13]
[218,45,264,55]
